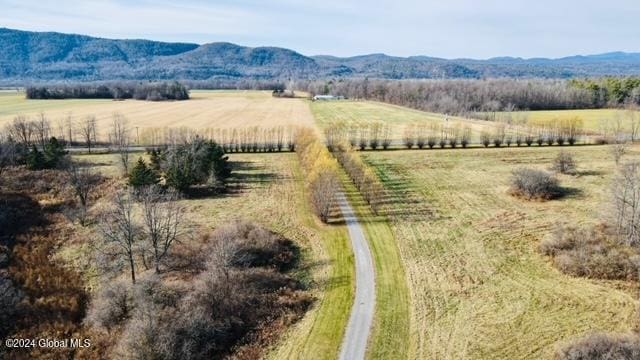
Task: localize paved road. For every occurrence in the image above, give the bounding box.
[337,191,376,360]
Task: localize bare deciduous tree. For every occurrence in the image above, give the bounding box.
[65,112,75,145]
[0,139,19,176]
[310,171,339,223]
[100,191,139,284]
[67,161,99,226]
[80,115,97,153]
[111,113,131,175]
[140,186,187,273]
[612,162,640,246]
[610,142,628,165]
[6,116,33,146]
[33,112,51,148]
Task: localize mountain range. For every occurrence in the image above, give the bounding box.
[2,27,640,82]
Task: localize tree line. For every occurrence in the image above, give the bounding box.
[297,78,640,115]
[332,143,385,214]
[295,128,340,223]
[140,126,297,151]
[25,81,189,101]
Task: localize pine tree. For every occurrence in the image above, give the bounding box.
[43,137,67,168]
[149,148,162,171]
[129,158,159,189]
[26,145,46,170]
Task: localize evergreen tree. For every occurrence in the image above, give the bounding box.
[149,148,163,171]
[43,137,67,168]
[129,158,160,189]
[26,145,46,170]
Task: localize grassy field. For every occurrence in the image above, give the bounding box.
[71,152,354,360]
[311,100,525,142]
[0,90,316,139]
[491,109,639,135]
[363,145,640,359]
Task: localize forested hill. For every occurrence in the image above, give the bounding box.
[2,27,640,82]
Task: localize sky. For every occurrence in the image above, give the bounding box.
[1,0,639,59]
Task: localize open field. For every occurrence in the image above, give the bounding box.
[0,90,316,140]
[363,145,640,359]
[489,109,639,135]
[312,100,548,143]
[71,152,354,360]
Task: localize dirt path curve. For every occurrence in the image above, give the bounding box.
[337,191,376,360]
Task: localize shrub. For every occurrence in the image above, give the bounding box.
[551,151,577,175]
[555,332,640,360]
[113,222,309,359]
[540,225,640,280]
[0,276,24,339]
[509,168,560,200]
[85,279,133,331]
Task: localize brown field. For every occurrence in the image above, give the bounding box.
[0,90,316,139]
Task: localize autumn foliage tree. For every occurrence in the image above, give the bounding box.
[295,128,339,222]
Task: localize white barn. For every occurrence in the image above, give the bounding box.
[312,95,345,101]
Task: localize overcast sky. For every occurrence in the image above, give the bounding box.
[1,0,639,59]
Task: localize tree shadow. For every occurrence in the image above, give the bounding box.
[556,186,584,200]
[577,170,606,177]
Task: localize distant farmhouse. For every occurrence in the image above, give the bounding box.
[312,95,346,101]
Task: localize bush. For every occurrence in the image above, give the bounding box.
[85,279,133,331]
[552,151,577,175]
[0,275,24,340]
[509,168,560,200]
[111,222,309,359]
[540,225,640,281]
[555,332,640,360]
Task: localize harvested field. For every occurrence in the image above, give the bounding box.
[0,91,316,140]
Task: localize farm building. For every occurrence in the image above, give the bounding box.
[313,95,345,101]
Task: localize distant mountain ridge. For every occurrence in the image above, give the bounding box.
[1,27,640,82]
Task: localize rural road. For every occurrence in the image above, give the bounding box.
[337,191,376,360]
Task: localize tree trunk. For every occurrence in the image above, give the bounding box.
[129,254,136,284]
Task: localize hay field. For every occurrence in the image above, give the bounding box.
[0,90,316,139]
[311,100,522,142]
[72,152,354,360]
[492,109,639,134]
[363,146,640,359]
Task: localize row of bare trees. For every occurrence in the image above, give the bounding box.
[139,126,297,152]
[295,128,340,223]
[325,122,393,151]
[332,144,385,214]
[402,123,473,149]
[325,120,587,150]
[4,113,98,150]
